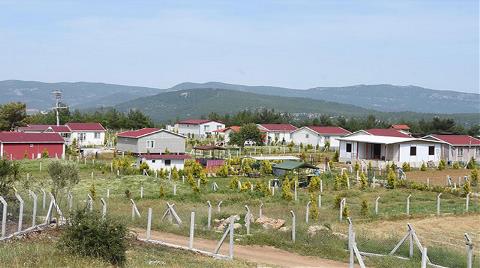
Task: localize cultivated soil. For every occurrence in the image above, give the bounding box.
[133,228,347,268]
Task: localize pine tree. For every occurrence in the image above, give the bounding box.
[359,172,368,189]
[386,169,397,189]
[282,177,293,201]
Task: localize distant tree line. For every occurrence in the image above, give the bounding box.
[207,109,479,137]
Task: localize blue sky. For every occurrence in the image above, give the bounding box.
[0,1,478,93]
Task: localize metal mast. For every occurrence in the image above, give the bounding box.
[52,90,67,126]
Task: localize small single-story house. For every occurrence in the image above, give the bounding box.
[337,129,444,167]
[257,124,297,144]
[138,154,191,171]
[212,126,241,144]
[423,134,480,163]
[291,126,351,148]
[65,122,106,147]
[0,132,65,160]
[116,128,186,154]
[175,119,225,138]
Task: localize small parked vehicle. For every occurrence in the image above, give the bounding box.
[244,140,256,146]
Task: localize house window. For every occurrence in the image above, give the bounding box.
[146,140,155,149]
[151,160,156,163]
[164,159,171,166]
[204,125,209,131]
[476,148,480,157]
[346,143,352,153]
[410,146,417,156]
[94,132,101,139]
[78,133,86,141]
[30,144,34,148]
[428,146,435,156]
[217,125,222,130]
[457,147,463,157]
[305,133,309,139]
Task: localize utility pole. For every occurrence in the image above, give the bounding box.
[52,90,68,126]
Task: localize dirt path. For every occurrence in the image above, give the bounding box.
[132,228,347,268]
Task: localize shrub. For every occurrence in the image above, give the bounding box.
[138,162,149,174]
[452,162,460,169]
[420,162,427,171]
[328,159,334,170]
[260,160,273,175]
[282,177,293,201]
[89,183,96,200]
[438,159,446,170]
[229,176,240,190]
[359,172,368,189]
[48,161,80,198]
[308,176,321,192]
[386,169,397,189]
[58,210,127,265]
[360,200,369,216]
[470,168,478,186]
[309,194,319,220]
[462,181,471,197]
[171,167,179,180]
[186,172,195,186]
[242,181,252,192]
[333,151,339,162]
[199,172,208,185]
[354,162,360,172]
[184,159,203,177]
[41,148,49,158]
[333,175,342,191]
[402,162,411,172]
[217,164,229,177]
[334,195,342,209]
[0,159,20,196]
[255,181,271,197]
[159,185,165,198]
[124,189,131,199]
[467,157,477,169]
[342,205,349,218]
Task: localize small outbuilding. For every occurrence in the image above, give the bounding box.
[0,132,65,160]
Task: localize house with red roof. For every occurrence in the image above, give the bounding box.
[212,126,241,145]
[117,128,187,170]
[257,124,297,145]
[66,122,106,147]
[423,134,480,163]
[390,124,411,134]
[291,126,351,149]
[337,129,444,167]
[0,132,65,160]
[18,124,72,142]
[175,119,225,138]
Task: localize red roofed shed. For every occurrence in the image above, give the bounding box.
[0,132,65,160]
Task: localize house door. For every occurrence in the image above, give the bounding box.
[373,144,381,159]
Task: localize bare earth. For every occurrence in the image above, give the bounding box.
[133,228,347,268]
[405,169,471,186]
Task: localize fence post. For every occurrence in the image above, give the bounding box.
[465,233,473,268]
[67,191,73,211]
[41,189,46,210]
[28,190,37,227]
[406,194,411,216]
[146,208,152,241]
[173,184,177,196]
[207,201,212,230]
[436,193,442,216]
[375,196,380,215]
[318,194,322,208]
[348,218,353,268]
[259,202,263,218]
[305,201,311,224]
[421,247,427,268]
[290,210,296,242]
[320,179,323,193]
[189,211,195,249]
[0,197,7,238]
[229,215,234,259]
[294,182,297,201]
[14,192,24,232]
[87,194,93,211]
[217,201,223,213]
[245,205,251,235]
[340,198,346,221]
[107,189,110,199]
[140,186,144,199]
[465,193,470,212]
[100,198,107,219]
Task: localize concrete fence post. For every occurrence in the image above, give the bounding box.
[100,198,107,219]
[14,192,24,232]
[106,189,110,199]
[305,201,311,224]
[28,190,37,227]
[465,233,473,268]
[207,201,212,230]
[375,196,380,215]
[421,247,428,268]
[320,179,323,193]
[259,202,263,218]
[406,194,411,216]
[245,205,251,235]
[217,201,223,213]
[0,197,7,238]
[436,193,442,216]
[41,189,46,210]
[466,193,470,212]
[339,198,346,221]
[146,208,152,241]
[173,184,177,196]
[87,194,93,211]
[294,182,298,201]
[318,194,322,208]
[140,186,144,199]
[290,210,296,242]
[189,211,195,249]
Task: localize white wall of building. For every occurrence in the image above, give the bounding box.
[265,131,292,144]
[70,131,105,147]
[291,128,343,148]
[399,142,441,167]
[176,121,225,137]
[140,158,185,171]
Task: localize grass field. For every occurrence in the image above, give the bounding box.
[2,158,479,267]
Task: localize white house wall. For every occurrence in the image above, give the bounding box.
[177,122,225,137]
[70,131,105,147]
[143,159,185,171]
[398,142,441,167]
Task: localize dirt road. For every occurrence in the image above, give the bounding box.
[132,228,347,268]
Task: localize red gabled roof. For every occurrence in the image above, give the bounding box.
[66,122,105,131]
[212,126,241,133]
[258,124,297,132]
[431,134,480,146]
[365,128,411,138]
[306,126,351,135]
[0,132,65,143]
[178,119,222,125]
[390,124,410,130]
[140,154,191,160]
[117,128,161,138]
[18,124,71,133]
